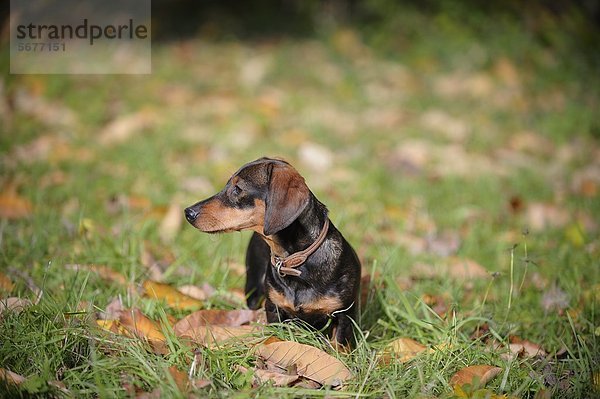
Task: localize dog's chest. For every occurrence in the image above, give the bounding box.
[267,285,342,317]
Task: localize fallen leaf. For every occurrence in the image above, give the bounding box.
[159,201,183,243]
[0,297,32,317]
[0,193,32,219]
[65,264,127,285]
[168,366,189,392]
[262,336,283,346]
[119,308,168,353]
[191,378,211,389]
[447,258,489,279]
[99,109,157,146]
[14,89,77,128]
[96,319,123,335]
[565,224,585,247]
[143,281,203,310]
[509,336,547,358]
[0,368,26,385]
[255,341,351,388]
[541,285,569,313]
[420,109,469,141]
[177,285,208,301]
[386,337,427,362]
[176,323,261,347]
[0,272,14,292]
[534,389,552,399]
[174,309,263,335]
[526,203,570,231]
[97,297,124,320]
[410,258,488,281]
[136,388,162,399]
[298,142,334,173]
[253,368,299,387]
[140,248,165,281]
[450,365,502,388]
[421,294,449,316]
[239,54,272,89]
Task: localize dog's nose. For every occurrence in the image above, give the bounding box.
[184,207,198,223]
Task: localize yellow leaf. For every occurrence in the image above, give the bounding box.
[450,365,502,388]
[119,308,166,343]
[143,280,202,310]
[387,337,427,362]
[96,319,124,335]
[78,218,95,237]
[565,224,585,247]
[255,341,352,388]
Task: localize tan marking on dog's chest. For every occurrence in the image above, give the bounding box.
[268,289,342,315]
[302,296,343,314]
[268,289,295,313]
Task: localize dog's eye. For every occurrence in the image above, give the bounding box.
[232,185,242,196]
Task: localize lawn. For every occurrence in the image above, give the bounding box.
[1,3,599,398]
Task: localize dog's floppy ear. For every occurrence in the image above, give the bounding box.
[263,162,310,236]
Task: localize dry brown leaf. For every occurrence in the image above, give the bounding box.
[255,341,351,388]
[14,89,77,128]
[0,368,27,385]
[541,285,569,313]
[0,193,32,219]
[191,378,211,389]
[0,297,32,317]
[509,336,547,358]
[177,285,208,301]
[168,366,189,392]
[262,336,283,346]
[447,258,489,279]
[298,142,333,173]
[176,324,261,348]
[143,281,202,310]
[98,297,124,320]
[136,388,162,399]
[174,309,262,334]
[386,337,427,363]
[99,109,157,145]
[253,368,299,387]
[450,365,502,388]
[526,203,570,231]
[159,201,183,243]
[0,272,14,292]
[420,109,469,141]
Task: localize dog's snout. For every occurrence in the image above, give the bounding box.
[184,207,199,223]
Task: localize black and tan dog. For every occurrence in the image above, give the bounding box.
[184,157,361,346]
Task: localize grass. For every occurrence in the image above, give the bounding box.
[1,4,599,398]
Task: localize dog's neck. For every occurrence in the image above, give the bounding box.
[263,194,329,258]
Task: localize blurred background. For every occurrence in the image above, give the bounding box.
[1,2,599,396]
[0,0,598,276]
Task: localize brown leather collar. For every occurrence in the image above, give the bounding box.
[270,218,330,277]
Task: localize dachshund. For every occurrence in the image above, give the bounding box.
[184,157,361,347]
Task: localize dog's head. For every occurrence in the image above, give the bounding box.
[184,158,310,236]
